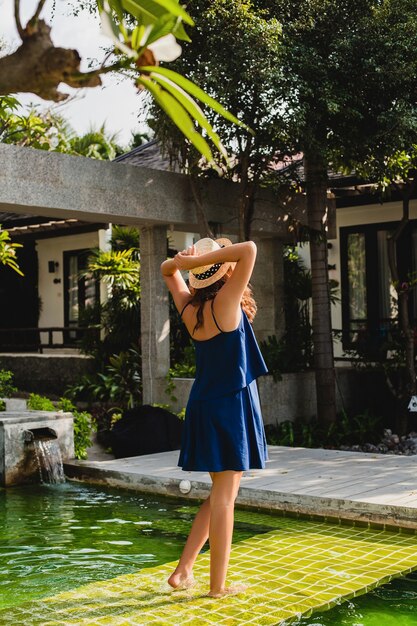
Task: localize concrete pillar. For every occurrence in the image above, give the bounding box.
[140,225,170,404]
[251,237,285,343]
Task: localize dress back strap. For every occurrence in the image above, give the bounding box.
[211,298,223,332]
[180,300,192,318]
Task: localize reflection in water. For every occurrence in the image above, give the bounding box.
[0,483,255,610]
[1,483,417,625]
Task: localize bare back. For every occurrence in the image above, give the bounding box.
[181,296,241,342]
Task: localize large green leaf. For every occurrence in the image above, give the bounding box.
[138,77,213,161]
[138,66,252,132]
[108,0,124,20]
[121,0,164,23]
[149,73,227,158]
[172,19,192,43]
[144,14,178,45]
[121,0,193,25]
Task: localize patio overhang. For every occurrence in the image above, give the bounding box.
[0,143,335,239]
[0,144,333,405]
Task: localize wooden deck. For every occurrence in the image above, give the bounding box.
[65,445,417,529]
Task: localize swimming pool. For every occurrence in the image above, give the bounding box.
[1,483,416,624]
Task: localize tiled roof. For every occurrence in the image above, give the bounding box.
[113,139,177,171]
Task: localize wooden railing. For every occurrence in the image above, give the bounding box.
[0,326,100,353]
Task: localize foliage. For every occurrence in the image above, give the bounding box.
[25,394,95,460]
[0,96,123,158]
[110,225,140,257]
[149,0,283,238]
[265,410,383,449]
[27,393,56,411]
[67,348,142,409]
[169,345,196,378]
[73,410,96,460]
[150,0,281,168]
[0,226,23,276]
[260,0,417,168]
[162,343,195,416]
[95,0,247,161]
[87,248,140,292]
[257,0,417,424]
[0,368,17,399]
[260,249,339,377]
[344,325,417,409]
[56,398,96,461]
[70,228,142,411]
[56,397,77,412]
[78,232,141,358]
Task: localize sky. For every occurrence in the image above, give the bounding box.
[0,0,148,147]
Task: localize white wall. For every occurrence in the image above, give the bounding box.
[168,231,198,251]
[36,230,107,329]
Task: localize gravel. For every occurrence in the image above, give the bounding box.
[339,429,417,455]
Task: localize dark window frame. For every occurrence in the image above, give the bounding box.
[340,219,415,350]
[63,249,99,340]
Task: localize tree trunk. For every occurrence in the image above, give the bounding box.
[238,135,253,242]
[189,175,214,239]
[304,153,336,425]
[386,188,416,434]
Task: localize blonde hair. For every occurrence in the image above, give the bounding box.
[188,267,257,333]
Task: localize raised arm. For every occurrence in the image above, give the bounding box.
[161,240,257,317]
[175,241,257,318]
[173,241,256,273]
[160,255,192,315]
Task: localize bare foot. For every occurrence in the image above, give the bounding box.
[207,584,248,598]
[168,570,195,590]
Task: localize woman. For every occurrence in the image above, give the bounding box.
[160,237,268,598]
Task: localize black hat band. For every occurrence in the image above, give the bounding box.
[192,262,223,281]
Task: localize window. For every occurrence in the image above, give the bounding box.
[63,249,98,341]
[340,221,417,353]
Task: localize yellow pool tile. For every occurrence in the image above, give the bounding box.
[1,517,417,625]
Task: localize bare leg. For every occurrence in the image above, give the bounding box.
[168,496,211,589]
[208,470,243,597]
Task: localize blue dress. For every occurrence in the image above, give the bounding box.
[178,299,269,472]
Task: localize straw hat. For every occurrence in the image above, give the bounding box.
[189,237,234,289]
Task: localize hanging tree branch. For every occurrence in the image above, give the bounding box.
[14,0,25,40]
[32,0,48,23]
[1,3,109,101]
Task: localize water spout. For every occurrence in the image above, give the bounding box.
[33,439,65,484]
[25,428,65,484]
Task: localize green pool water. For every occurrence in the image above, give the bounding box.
[1,482,416,625]
[295,571,417,626]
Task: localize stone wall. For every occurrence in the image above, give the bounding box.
[0,354,94,397]
[0,411,74,486]
[169,368,394,425]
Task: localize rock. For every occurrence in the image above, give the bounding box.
[108,404,183,458]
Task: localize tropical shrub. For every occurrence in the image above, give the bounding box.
[26,393,95,460]
[0,368,17,398]
[0,226,23,275]
[67,348,141,409]
[261,248,339,378]
[265,410,383,449]
[27,393,56,411]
